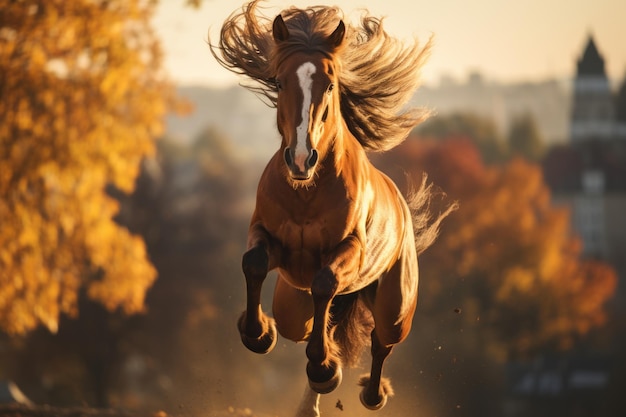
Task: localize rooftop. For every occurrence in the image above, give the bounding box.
[577,35,607,77]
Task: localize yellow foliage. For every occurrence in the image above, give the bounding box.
[0,0,171,334]
[388,139,619,357]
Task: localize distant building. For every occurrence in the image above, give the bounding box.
[510,36,626,417]
[544,33,626,289]
[570,36,618,141]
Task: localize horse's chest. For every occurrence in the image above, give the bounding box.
[274,214,345,288]
[270,195,349,248]
[259,179,355,287]
[278,219,330,258]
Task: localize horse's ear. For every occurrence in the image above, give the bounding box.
[327,20,345,49]
[273,15,289,42]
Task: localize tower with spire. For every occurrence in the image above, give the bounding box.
[545,34,626,261]
[570,35,616,142]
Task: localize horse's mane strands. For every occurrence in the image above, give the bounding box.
[210,0,432,152]
[340,14,432,151]
[209,0,278,105]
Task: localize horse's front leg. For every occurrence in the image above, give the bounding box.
[238,223,279,354]
[306,235,362,393]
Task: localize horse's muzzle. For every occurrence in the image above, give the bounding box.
[284,147,318,180]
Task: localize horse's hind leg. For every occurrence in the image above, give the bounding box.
[238,225,278,354]
[359,251,417,410]
[359,330,394,410]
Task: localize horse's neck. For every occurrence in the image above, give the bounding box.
[326,125,368,176]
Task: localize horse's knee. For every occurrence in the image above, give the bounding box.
[311,266,338,300]
[242,245,268,279]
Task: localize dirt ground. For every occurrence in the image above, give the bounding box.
[0,404,262,417]
[0,404,162,417]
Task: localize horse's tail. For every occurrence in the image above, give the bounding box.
[330,291,374,368]
[406,173,458,255]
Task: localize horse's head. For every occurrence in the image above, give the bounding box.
[272,15,345,184]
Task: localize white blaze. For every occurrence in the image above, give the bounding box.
[295,62,316,171]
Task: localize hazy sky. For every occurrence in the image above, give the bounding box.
[153,0,626,88]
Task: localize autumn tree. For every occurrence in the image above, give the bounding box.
[0,1,174,334]
[416,112,509,164]
[375,136,617,359]
[1,129,280,411]
[508,112,545,162]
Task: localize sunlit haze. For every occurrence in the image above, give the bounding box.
[153,0,626,87]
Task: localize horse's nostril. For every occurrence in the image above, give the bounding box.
[284,147,293,166]
[307,149,318,168]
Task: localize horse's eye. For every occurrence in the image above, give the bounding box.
[327,83,335,94]
[274,79,283,91]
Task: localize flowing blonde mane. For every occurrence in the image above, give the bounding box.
[210,0,432,152]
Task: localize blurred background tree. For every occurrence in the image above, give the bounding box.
[1,129,306,414]
[376,136,617,360]
[417,112,509,164]
[374,134,617,417]
[0,0,177,334]
[508,112,546,162]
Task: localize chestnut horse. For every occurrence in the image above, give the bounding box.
[212,1,454,415]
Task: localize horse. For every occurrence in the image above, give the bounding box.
[211,1,455,415]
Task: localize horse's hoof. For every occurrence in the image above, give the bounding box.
[358,375,394,410]
[359,390,387,410]
[307,360,342,394]
[237,313,277,354]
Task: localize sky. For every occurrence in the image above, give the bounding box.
[153,0,626,88]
